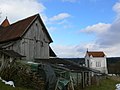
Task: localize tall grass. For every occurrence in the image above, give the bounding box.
[84,76,120,90]
[0,81,32,90]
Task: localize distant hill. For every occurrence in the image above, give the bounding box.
[107,57,120,63]
[63,57,120,74]
[107,57,120,74]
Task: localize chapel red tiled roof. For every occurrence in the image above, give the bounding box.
[0,14,53,43]
[87,51,105,57]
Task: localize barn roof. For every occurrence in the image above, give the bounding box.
[0,25,3,29]
[0,14,53,43]
[1,17,10,27]
[87,51,105,57]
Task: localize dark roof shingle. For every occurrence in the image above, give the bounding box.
[0,14,38,43]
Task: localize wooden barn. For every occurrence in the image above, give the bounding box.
[0,14,56,61]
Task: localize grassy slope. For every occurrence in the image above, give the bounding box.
[84,77,120,90]
[0,81,32,90]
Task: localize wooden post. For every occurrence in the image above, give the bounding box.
[70,76,74,90]
[0,54,4,72]
[82,71,85,88]
[88,72,91,86]
[55,78,59,90]
[85,72,87,86]
[77,73,78,87]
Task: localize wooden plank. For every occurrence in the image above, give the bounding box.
[82,72,85,88]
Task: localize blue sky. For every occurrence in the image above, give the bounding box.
[41,0,116,46]
[0,0,120,57]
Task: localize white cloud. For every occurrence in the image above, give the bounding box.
[49,13,71,21]
[82,43,120,57]
[113,2,120,14]
[50,1,120,58]
[58,20,73,29]
[81,23,111,34]
[96,19,120,46]
[51,42,103,58]
[58,20,68,25]
[48,13,72,31]
[113,2,120,21]
[48,27,57,31]
[94,2,120,46]
[51,44,84,58]
[79,1,120,57]
[0,0,46,23]
[51,1,120,58]
[1,0,120,58]
[51,43,120,58]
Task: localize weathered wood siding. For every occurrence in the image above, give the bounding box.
[5,18,50,60]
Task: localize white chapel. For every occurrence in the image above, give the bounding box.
[85,51,108,74]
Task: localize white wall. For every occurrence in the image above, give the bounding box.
[85,53,108,74]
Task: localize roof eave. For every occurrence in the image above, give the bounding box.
[0,37,20,44]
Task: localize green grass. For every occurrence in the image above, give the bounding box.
[84,77,120,90]
[0,81,32,90]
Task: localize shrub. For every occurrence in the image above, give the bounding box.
[0,60,45,90]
